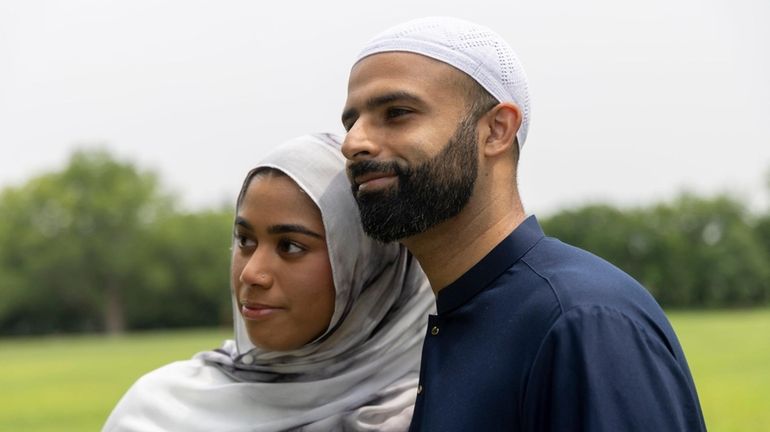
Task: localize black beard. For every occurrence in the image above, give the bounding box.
[348,116,478,243]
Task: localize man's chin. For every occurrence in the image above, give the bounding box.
[361,225,409,244]
[354,186,397,206]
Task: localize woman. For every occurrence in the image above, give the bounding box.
[104,134,434,431]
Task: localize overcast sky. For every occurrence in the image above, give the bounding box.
[1,0,768,215]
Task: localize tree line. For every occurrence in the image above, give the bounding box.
[1,149,768,336]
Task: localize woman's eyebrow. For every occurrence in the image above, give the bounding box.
[235,217,252,230]
[268,224,324,239]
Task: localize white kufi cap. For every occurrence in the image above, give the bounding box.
[355,16,531,149]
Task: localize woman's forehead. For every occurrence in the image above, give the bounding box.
[239,175,322,226]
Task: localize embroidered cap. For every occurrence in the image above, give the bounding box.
[355,16,531,149]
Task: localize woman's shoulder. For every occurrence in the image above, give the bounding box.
[136,357,228,384]
[103,358,233,431]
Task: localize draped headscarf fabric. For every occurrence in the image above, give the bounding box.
[103,134,434,432]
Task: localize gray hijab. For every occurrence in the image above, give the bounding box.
[198,133,434,429]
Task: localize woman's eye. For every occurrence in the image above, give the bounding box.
[235,234,256,249]
[278,239,305,255]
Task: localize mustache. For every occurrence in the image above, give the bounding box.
[348,160,411,180]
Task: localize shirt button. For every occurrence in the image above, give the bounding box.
[417,385,423,394]
[431,326,439,336]
[241,354,254,364]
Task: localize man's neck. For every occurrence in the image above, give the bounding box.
[403,194,526,294]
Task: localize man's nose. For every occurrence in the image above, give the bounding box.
[341,121,381,161]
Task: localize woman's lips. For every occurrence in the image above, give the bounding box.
[240,303,281,320]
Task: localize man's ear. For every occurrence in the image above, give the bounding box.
[481,103,522,157]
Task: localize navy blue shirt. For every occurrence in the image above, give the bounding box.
[409,216,706,431]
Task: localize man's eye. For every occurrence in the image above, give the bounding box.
[342,114,358,132]
[386,107,412,119]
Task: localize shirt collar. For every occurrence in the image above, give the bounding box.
[436,215,545,315]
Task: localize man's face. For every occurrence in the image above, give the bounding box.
[341,52,480,242]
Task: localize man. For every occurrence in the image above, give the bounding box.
[340,17,707,431]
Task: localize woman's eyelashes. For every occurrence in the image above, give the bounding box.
[277,238,306,255]
[234,231,306,256]
[235,232,256,249]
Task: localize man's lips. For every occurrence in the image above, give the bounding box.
[240,302,282,320]
[354,171,397,192]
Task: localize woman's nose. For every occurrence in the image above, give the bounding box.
[239,252,274,288]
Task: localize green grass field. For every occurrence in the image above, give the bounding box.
[669,309,770,431]
[0,310,768,431]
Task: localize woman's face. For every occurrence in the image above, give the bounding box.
[231,172,335,351]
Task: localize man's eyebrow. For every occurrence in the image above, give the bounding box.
[365,90,424,109]
[341,91,424,128]
[267,224,323,239]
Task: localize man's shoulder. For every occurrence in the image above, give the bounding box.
[501,235,662,315]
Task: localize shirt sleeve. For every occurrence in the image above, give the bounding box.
[521,305,705,432]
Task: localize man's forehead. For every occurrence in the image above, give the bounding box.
[347,52,469,95]
[355,51,461,75]
[353,51,446,68]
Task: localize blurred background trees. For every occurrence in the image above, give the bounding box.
[0,148,768,336]
[542,195,770,308]
[0,149,232,335]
